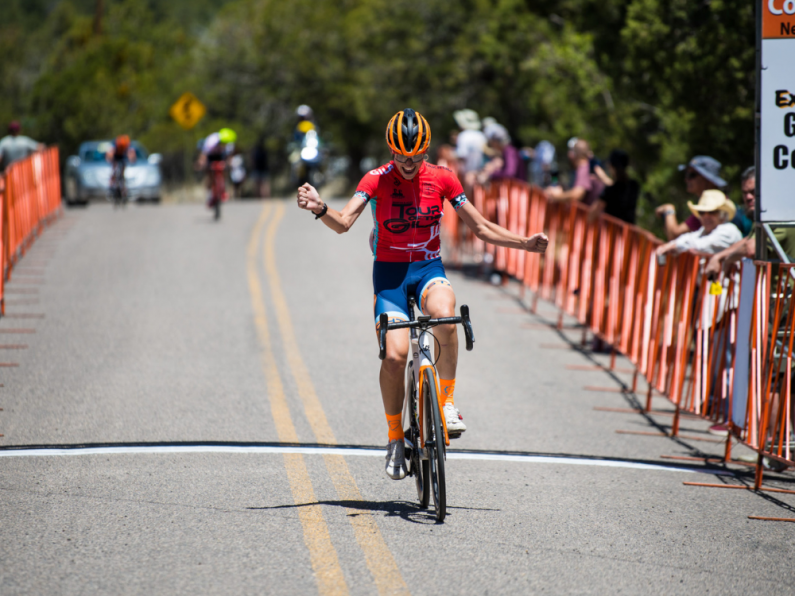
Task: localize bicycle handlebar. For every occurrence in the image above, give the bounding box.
[378,305,475,360]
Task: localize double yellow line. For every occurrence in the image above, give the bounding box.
[247,201,410,596]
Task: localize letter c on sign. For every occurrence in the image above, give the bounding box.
[774,145,789,169]
[770,0,783,14]
[786,113,795,138]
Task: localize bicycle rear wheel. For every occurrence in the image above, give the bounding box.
[422,368,446,521]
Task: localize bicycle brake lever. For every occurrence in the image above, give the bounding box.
[460,305,475,351]
[378,313,388,360]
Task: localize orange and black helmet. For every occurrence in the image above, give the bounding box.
[115,135,130,150]
[385,108,431,157]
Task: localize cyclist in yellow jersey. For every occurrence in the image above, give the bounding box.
[297,109,548,479]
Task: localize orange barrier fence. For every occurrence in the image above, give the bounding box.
[447,177,795,487]
[0,147,62,314]
[730,262,795,486]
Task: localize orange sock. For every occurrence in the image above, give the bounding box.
[386,412,404,441]
[440,378,456,407]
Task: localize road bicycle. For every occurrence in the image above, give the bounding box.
[109,160,128,208]
[379,296,475,522]
[208,161,228,220]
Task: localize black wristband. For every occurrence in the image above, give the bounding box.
[314,202,328,220]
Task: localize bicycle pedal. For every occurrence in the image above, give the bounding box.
[447,431,463,440]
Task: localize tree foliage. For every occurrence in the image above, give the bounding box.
[0,0,756,227]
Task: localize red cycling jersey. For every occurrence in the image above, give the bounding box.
[355,161,468,262]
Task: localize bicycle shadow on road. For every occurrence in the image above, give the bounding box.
[246,499,500,525]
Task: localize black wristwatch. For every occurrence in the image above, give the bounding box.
[314,202,328,220]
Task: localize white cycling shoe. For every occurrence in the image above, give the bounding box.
[443,404,467,435]
[385,439,408,480]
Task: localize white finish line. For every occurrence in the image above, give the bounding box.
[0,445,728,474]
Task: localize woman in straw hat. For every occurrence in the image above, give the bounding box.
[656,190,742,257]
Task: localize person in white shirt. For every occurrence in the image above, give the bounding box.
[453,109,487,177]
[656,189,742,257]
[0,121,43,172]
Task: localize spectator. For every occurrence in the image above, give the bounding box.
[656,190,742,258]
[732,166,756,236]
[655,155,726,240]
[453,109,486,177]
[704,167,795,279]
[590,149,639,225]
[544,139,604,205]
[529,140,556,187]
[568,136,612,187]
[251,136,270,198]
[477,123,526,184]
[0,121,43,172]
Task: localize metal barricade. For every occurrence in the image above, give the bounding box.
[1,147,62,314]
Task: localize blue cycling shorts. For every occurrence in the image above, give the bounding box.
[373,258,452,326]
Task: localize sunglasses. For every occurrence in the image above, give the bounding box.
[685,170,700,181]
[394,153,425,164]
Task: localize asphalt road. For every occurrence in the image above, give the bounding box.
[1,199,794,595]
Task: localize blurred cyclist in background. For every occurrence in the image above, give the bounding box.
[196,128,236,219]
[105,135,136,207]
[289,105,325,187]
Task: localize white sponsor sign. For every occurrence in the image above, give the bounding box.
[760,2,795,221]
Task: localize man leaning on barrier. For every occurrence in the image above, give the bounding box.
[0,121,44,172]
[544,138,604,206]
[704,167,795,280]
[655,156,728,241]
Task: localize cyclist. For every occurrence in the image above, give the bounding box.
[296,108,548,479]
[196,128,237,214]
[105,135,136,205]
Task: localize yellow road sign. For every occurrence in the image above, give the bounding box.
[169,92,206,130]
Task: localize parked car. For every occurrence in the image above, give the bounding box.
[64,140,162,205]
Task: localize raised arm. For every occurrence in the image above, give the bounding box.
[296,183,366,234]
[457,200,548,253]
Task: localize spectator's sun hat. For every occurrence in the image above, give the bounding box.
[567,137,579,150]
[481,117,498,129]
[678,155,727,188]
[687,189,736,221]
[453,109,481,131]
[484,123,510,144]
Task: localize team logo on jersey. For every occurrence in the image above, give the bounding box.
[391,189,404,199]
[383,204,442,234]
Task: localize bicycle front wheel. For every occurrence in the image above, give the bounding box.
[422,368,446,522]
[410,381,429,509]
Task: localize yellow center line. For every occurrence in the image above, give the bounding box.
[264,201,410,596]
[247,202,349,596]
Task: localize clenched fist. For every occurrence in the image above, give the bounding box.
[525,233,549,254]
[296,183,322,212]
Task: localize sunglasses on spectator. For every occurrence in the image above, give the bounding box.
[394,153,425,164]
[685,170,700,181]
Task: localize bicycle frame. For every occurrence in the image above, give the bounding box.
[407,301,450,449]
[209,161,226,202]
[379,298,475,450]
[110,160,127,203]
